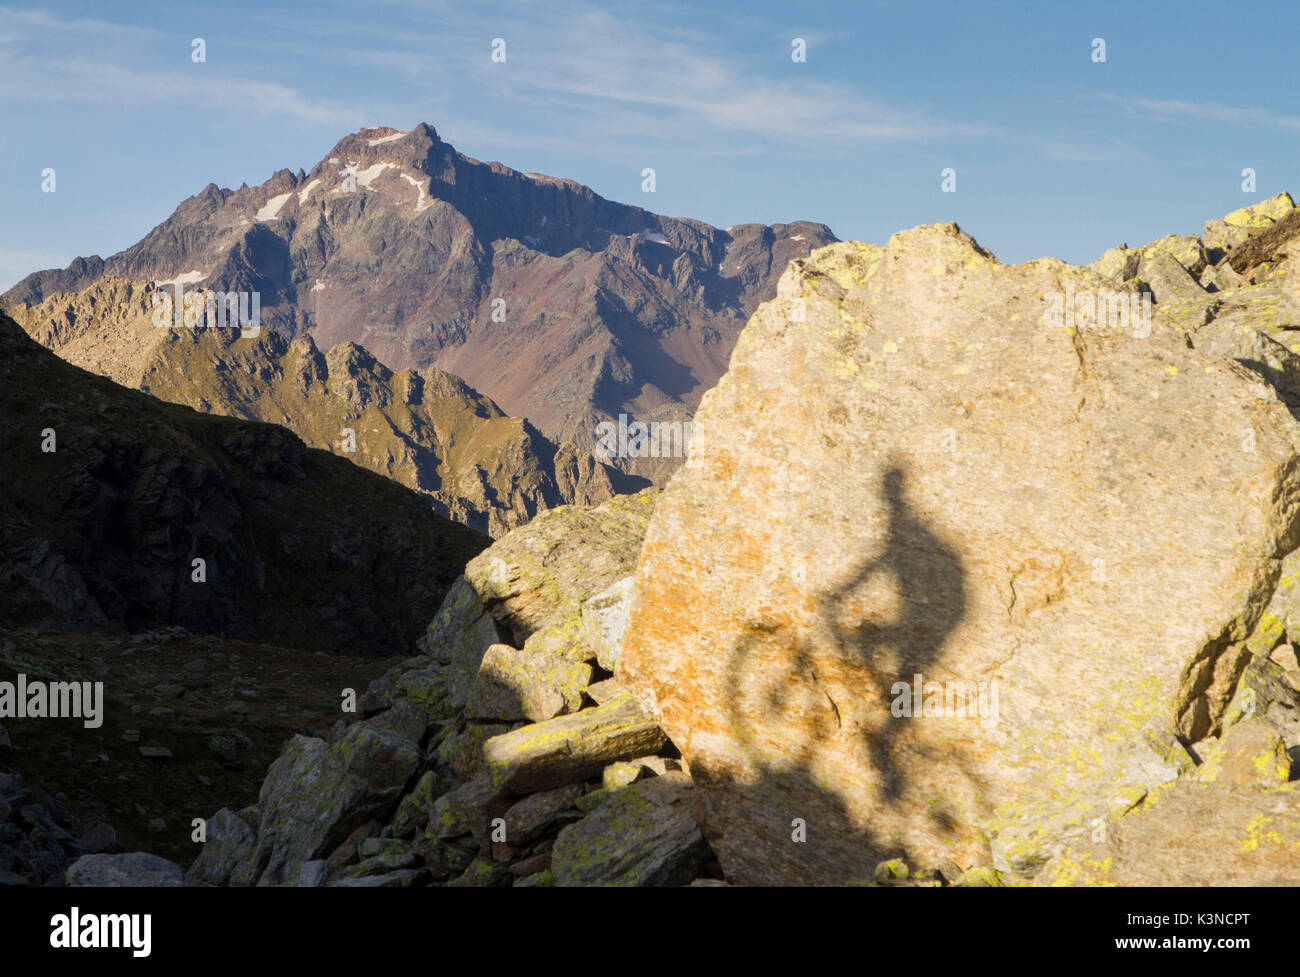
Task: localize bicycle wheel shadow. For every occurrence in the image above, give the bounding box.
[718,460,992,881]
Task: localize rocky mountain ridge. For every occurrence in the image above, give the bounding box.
[6,280,645,537]
[3,123,838,484]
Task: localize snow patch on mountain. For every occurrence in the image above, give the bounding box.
[401,173,432,213]
[256,192,292,221]
[367,131,408,146]
[297,179,323,204]
[154,270,205,288]
[355,162,396,190]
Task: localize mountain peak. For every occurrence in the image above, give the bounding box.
[2,122,838,483]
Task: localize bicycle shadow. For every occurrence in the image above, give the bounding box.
[718,461,990,881]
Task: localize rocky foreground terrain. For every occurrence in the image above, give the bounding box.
[8,192,1300,887]
[0,627,385,879]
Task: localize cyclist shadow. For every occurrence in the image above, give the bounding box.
[721,461,982,878]
[820,464,968,800]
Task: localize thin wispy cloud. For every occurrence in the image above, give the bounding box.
[0,6,359,125]
[1090,93,1300,132]
[298,1,994,147]
[0,6,162,37]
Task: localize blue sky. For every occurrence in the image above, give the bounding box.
[2,0,1298,291]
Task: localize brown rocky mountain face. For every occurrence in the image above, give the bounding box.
[2,122,836,484]
[6,279,644,537]
[0,307,486,656]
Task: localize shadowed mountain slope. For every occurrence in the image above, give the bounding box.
[0,308,487,656]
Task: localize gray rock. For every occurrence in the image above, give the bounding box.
[602,761,642,789]
[1039,781,1300,885]
[413,577,505,717]
[364,699,428,745]
[137,746,173,759]
[389,770,446,839]
[235,722,420,885]
[1136,249,1204,303]
[360,675,396,714]
[513,869,555,887]
[283,859,331,887]
[437,722,510,782]
[415,836,475,880]
[328,869,425,887]
[324,819,383,870]
[430,776,502,842]
[66,852,183,887]
[466,640,592,723]
[412,493,655,717]
[502,784,584,846]
[582,576,635,672]
[445,856,512,887]
[508,853,552,876]
[79,821,117,852]
[392,669,443,718]
[1213,328,1300,401]
[552,773,710,886]
[186,807,257,885]
[630,756,682,777]
[205,732,254,766]
[1203,193,1295,257]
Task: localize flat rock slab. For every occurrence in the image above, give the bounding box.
[483,693,666,795]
